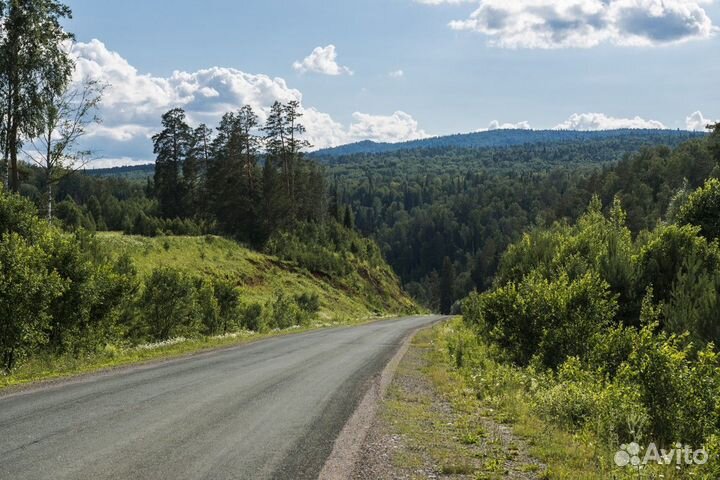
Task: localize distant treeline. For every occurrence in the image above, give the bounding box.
[312,128,705,157]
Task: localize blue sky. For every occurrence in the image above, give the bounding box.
[62,0,720,166]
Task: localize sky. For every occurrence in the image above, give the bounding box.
[62,0,720,167]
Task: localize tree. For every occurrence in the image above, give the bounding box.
[25,78,104,219]
[439,256,455,314]
[262,100,311,202]
[708,123,720,167]
[153,108,192,218]
[206,107,262,242]
[343,205,354,229]
[677,178,720,241]
[1,0,74,192]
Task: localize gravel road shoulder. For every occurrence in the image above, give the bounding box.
[351,326,546,480]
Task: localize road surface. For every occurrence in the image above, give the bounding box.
[0,315,444,480]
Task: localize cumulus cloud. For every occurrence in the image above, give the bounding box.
[554,112,666,130]
[389,69,405,78]
[485,120,532,130]
[70,40,424,166]
[292,45,353,75]
[686,110,718,130]
[419,0,717,48]
[347,112,429,143]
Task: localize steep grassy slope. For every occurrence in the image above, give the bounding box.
[98,232,418,321]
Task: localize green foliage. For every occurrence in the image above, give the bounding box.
[195,279,220,336]
[294,292,320,316]
[138,268,202,341]
[266,291,306,329]
[213,280,241,335]
[0,232,65,371]
[462,177,720,463]
[476,271,617,369]
[0,189,136,370]
[677,177,720,240]
[240,303,264,332]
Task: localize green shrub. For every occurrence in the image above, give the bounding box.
[0,233,65,371]
[213,280,241,334]
[478,271,617,369]
[138,268,202,341]
[240,302,264,332]
[195,279,220,335]
[295,292,320,316]
[267,290,305,329]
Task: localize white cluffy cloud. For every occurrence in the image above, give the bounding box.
[389,69,405,78]
[71,40,425,166]
[292,45,353,75]
[418,0,718,48]
[486,120,532,130]
[554,112,666,130]
[686,110,718,130]
[349,112,429,143]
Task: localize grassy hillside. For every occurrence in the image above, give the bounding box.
[98,232,418,322]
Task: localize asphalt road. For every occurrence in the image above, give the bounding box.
[0,315,444,480]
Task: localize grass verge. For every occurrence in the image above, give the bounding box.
[359,322,545,479]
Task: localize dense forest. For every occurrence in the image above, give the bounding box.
[331,133,715,311]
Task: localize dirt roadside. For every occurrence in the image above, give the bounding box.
[323,324,546,480]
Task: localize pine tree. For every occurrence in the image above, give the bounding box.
[152,108,192,219]
[440,256,456,314]
[184,124,213,216]
[343,205,354,229]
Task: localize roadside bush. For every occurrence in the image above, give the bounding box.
[267,291,305,329]
[213,280,241,334]
[0,233,65,371]
[138,268,202,341]
[615,326,720,445]
[240,302,264,332]
[294,292,320,317]
[478,271,617,369]
[195,279,220,335]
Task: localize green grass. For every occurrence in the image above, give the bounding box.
[376,326,546,479]
[0,232,419,392]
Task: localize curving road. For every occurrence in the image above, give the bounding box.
[0,315,443,480]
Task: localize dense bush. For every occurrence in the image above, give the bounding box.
[471,271,616,369]
[462,187,720,456]
[0,189,136,371]
[138,268,203,341]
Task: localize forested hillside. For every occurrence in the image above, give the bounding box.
[333,133,717,311]
[312,128,704,157]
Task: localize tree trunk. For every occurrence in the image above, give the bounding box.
[47,183,53,221]
[9,121,19,192]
